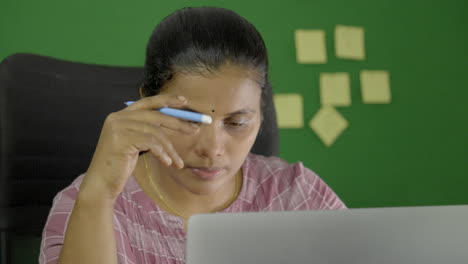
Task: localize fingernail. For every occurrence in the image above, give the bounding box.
[164,155,172,165]
[177,156,184,166]
[177,95,186,101]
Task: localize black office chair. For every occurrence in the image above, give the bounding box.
[0,53,278,264]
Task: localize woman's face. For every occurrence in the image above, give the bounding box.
[154,64,262,195]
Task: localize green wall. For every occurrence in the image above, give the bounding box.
[1,0,467,210]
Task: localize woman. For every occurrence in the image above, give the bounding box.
[39,6,346,264]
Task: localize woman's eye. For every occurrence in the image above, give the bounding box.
[229,122,243,126]
[226,121,248,128]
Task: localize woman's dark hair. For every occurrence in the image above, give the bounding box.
[141,6,271,112]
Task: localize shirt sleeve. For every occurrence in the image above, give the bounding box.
[299,164,347,210]
[256,157,347,212]
[38,175,136,264]
[38,177,81,264]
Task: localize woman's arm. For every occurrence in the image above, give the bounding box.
[41,94,194,263]
[57,181,118,264]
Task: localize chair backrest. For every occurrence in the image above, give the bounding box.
[0,53,278,213]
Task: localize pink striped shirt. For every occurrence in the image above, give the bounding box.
[39,153,346,264]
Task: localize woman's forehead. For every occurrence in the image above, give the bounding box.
[161,66,262,114]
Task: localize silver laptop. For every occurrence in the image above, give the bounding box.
[186,205,468,264]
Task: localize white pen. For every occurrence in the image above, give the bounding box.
[124,101,212,124]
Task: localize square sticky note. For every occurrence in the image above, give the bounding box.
[295,29,327,64]
[335,25,365,60]
[273,94,304,128]
[320,72,351,106]
[309,106,348,147]
[360,70,391,104]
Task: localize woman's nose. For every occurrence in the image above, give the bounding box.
[194,124,226,159]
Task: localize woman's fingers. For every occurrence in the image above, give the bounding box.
[123,94,187,112]
[148,130,184,169]
[121,119,185,169]
[120,108,200,134]
[83,94,193,200]
[111,93,200,169]
[121,94,201,134]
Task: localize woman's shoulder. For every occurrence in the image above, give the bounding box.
[244,152,313,182]
[243,153,346,210]
[245,152,296,170]
[243,153,313,200]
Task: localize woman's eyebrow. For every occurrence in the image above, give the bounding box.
[180,106,256,116]
[225,108,256,116]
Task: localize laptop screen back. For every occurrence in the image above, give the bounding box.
[186,205,468,264]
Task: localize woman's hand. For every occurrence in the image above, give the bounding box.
[80,94,199,202]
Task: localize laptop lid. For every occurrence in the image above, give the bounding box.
[186,205,468,264]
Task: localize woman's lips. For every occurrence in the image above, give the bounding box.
[189,167,224,180]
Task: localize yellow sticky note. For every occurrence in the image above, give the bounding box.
[273,94,304,128]
[360,70,391,104]
[295,29,327,64]
[309,106,348,147]
[335,25,365,60]
[320,72,351,106]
